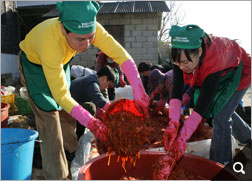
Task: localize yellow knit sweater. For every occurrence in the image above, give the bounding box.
[19,17,132,113]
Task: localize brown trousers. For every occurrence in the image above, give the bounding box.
[18,52,78,179]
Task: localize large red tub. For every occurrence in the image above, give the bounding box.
[78,151,238,180]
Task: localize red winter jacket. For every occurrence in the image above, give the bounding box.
[184,36,251,91]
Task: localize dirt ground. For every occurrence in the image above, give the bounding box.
[31,168,45,180]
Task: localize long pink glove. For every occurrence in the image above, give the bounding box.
[70,105,107,141]
[181,93,191,107]
[96,102,110,120]
[164,99,181,152]
[149,87,159,106]
[152,154,177,180]
[103,101,110,111]
[170,111,202,161]
[121,59,149,115]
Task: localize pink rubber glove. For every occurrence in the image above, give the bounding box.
[164,99,182,152]
[171,111,202,161]
[149,88,159,106]
[152,154,177,180]
[121,59,149,115]
[181,93,191,107]
[119,74,126,87]
[103,101,110,111]
[179,111,202,141]
[170,138,186,162]
[70,105,107,141]
[95,102,110,120]
[96,108,105,120]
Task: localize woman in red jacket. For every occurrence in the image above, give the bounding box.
[165,24,251,165]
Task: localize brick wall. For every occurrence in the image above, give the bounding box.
[70,12,161,68]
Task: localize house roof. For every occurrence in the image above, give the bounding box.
[16,1,169,17]
[99,1,169,14]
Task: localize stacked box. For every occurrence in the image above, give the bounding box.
[16,97,33,115]
[1,93,15,113]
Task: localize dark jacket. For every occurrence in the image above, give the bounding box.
[70,74,107,108]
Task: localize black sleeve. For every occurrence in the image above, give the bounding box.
[171,64,184,100]
[162,63,173,72]
[194,71,223,117]
[152,64,164,71]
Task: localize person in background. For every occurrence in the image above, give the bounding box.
[70,66,116,140]
[94,51,127,100]
[60,65,116,162]
[148,69,191,112]
[18,1,148,179]
[138,61,172,95]
[164,24,251,165]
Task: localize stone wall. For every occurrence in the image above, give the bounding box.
[70,12,161,68]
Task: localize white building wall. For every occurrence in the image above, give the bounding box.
[1,53,19,78]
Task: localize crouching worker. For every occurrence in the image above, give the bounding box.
[70,65,116,140]
[18,1,148,179]
[59,66,115,167]
[149,69,191,112]
[138,61,172,95]
[148,69,173,111]
[164,24,251,165]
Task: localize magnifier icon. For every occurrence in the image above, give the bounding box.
[233,162,245,174]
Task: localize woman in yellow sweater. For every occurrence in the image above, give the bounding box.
[18,1,149,179]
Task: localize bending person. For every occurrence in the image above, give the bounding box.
[70,65,116,139]
[18,1,148,179]
[164,24,251,165]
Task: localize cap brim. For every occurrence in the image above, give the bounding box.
[172,44,201,49]
[63,22,96,35]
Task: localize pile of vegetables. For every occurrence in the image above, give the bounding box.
[103,99,152,172]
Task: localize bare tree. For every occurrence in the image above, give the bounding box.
[1,1,16,14]
[158,1,185,42]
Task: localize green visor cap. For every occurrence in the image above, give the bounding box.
[57,1,100,34]
[169,24,205,49]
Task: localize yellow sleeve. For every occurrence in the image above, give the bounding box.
[38,37,78,114]
[92,22,133,65]
[20,18,78,114]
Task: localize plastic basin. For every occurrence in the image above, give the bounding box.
[78,151,238,180]
[1,103,10,128]
[1,128,39,180]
